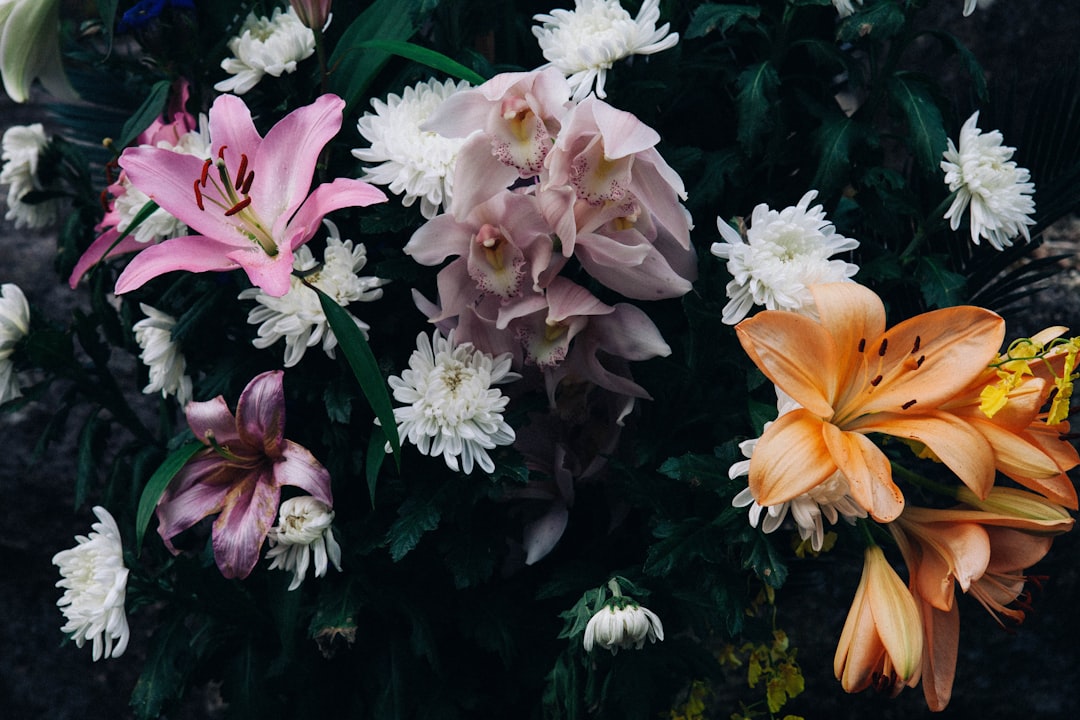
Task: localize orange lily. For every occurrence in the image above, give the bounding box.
[834,545,924,695]
[736,283,1004,521]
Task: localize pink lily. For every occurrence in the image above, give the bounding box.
[155,370,333,579]
[114,93,386,297]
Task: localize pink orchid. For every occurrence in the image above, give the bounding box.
[113,93,386,297]
[155,370,333,579]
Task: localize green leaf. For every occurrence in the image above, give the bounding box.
[916,255,967,308]
[136,441,203,553]
[327,0,430,114]
[386,490,441,561]
[735,62,780,154]
[75,409,106,509]
[888,74,948,177]
[312,285,401,462]
[739,526,788,589]
[685,3,761,39]
[97,0,119,45]
[926,30,988,103]
[366,431,385,507]
[353,39,485,84]
[812,114,858,196]
[117,80,171,150]
[837,1,906,42]
[129,613,196,720]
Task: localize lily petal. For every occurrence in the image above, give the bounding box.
[736,311,837,417]
[235,370,285,454]
[114,235,241,294]
[68,229,147,288]
[276,440,334,506]
[212,472,279,578]
[186,395,241,445]
[821,422,903,522]
[285,177,387,251]
[749,409,840,505]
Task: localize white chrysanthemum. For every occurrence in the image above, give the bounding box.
[711,190,860,325]
[133,303,192,406]
[963,0,996,16]
[266,496,342,591]
[352,78,472,219]
[532,0,679,102]
[583,600,664,654]
[0,282,30,404]
[52,506,130,661]
[730,389,865,552]
[1,123,61,229]
[941,111,1035,251]
[214,7,315,95]
[831,0,863,17]
[114,118,212,244]
[239,220,386,368]
[389,329,518,474]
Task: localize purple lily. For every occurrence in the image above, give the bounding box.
[155,370,332,579]
[114,93,386,297]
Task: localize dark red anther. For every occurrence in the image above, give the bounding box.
[235,153,248,189]
[218,145,228,161]
[878,338,888,356]
[224,196,252,216]
[916,355,925,368]
[99,189,110,211]
[858,338,866,353]
[912,335,921,353]
[901,399,917,409]
[240,170,254,195]
[193,179,204,211]
[200,158,212,187]
[870,375,883,387]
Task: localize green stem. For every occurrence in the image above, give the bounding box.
[890,461,957,498]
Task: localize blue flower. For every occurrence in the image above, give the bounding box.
[117,0,195,33]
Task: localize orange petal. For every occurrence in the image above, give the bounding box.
[853,410,996,499]
[919,600,959,712]
[969,418,1062,480]
[748,409,839,505]
[810,283,886,392]
[865,546,924,683]
[821,422,903,522]
[736,311,836,417]
[839,306,1005,419]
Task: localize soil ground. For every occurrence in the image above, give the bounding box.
[2,2,1078,718]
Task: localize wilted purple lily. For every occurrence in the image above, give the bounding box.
[114,93,386,297]
[155,370,332,579]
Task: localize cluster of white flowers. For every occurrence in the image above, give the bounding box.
[583,598,664,654]
[52,506,130,661]
[710,190,860,325]
[133,303,193,406]
[352,78,473,220]
[239,221,387,368]
[532,0,678,102]
[0,282,29,404]
[729,389,865,552]
[388,330,518,475]
[215,7,315,95]
[1,123,61,229]
[266,496,342,591]
[942,111,1036,251]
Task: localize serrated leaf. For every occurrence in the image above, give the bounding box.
[136,441,203,553]
[129,613,195,720]
[386,491,441,561]
[736,62,780,154]
[740,527,788,588]
[888,74,948,177]
[313,284,401,463]
[658,452,734,491]
[685,3,761,39]
[117,80,171,150]
[353,39,485,84]
[916,255,967,309]
[644,517,729,577]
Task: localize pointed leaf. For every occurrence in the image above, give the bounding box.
[813,114,858,195]
[736,62,780,154]
[353,39,485,84]
[916,255,967,309]
[312,284,401,462]
[117,80,172,150]
[888,74,948,177]
[366,431,385,508]
[135,440,203,553]
[685,3,761,39]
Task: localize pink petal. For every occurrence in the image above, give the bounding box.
[580,97,659,158]
[284,177,388,251]
[276,440,334,506]
[212,473,279,579]
[114,235,242,294]
[68,229,147,288]
[575,231,692,300]
[225,243,296,297]
[207,94,263,164]
[589,303,671,361]
[405,213,472,265]
[235,370,286,454]
[255,94,347,233]
[186,395,240,445]
[155,456,234,551]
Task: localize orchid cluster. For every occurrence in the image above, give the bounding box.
[1,1,1077,718]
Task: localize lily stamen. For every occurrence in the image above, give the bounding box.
[224,197,252,216]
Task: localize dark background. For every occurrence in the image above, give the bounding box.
[2,1,1078,718]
